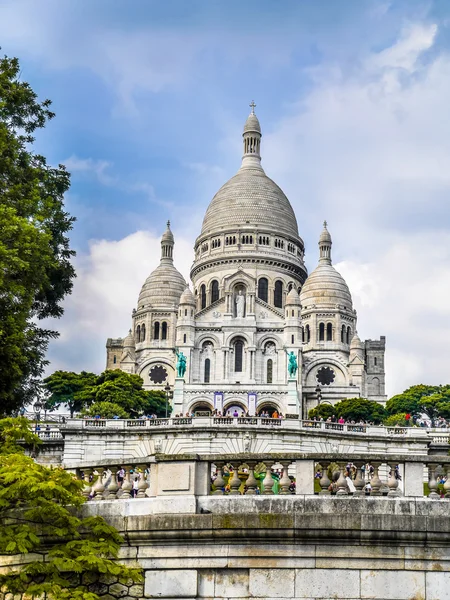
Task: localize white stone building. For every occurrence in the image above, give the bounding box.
[106,106,386,417]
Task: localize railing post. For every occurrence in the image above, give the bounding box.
[444,465,450,498]
[212,462,225,495]
[82,468,92,499]
[353,463,365,497]
[244,461,258,495]
[137,465,149,498]
[428,463,440,499]
[229,464,242,495]
[370,462,383,496]
[295,459,314,495]
[262,463,275,495]
[318,462,331,495]
[279,461,292,495]
[106,467,119,499]
[387,463,402,497]
[336,464,348,496]
[403,461,425,497]
[121,467,133,499]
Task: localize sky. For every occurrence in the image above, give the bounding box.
[1,0,450,396]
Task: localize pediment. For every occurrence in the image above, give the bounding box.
[120,350,135,364]
[223,268,257,290]
[255,297,284,320]
[348,354,365,366]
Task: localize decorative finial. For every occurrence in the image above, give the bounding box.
[249,100,256,114]
[167,220,171,229]
[323,220,327,228]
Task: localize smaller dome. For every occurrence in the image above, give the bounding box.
[123,329,135,347]
[286,288,301,306]
[300,264,353,309]
[180,286,196,305]
[138,264,186,309]
[243,113,261,134]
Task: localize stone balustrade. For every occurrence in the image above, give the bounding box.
[73,452,450,502]
[62,416,450,439]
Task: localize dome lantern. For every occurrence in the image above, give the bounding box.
[319,220,332,265]
[242,100,262,168]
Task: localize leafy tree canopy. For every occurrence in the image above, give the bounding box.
[309,398,387,424]
[43,370,169,417]
[386,384,450,420]
[0,55,76,414]
[384,413,409,427]
[0,417,141,599]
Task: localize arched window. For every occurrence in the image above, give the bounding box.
[319,322,325,341]
[288,282,293,291]
[341,325,346,343]
[204,358,211,383]
[374,357,377,366]
[258,278,268,303]
[291,334,294,344]
[183,334,187,343]
[305,325,311,343]
[326,323,332,341]
[153,321,160,340]
[200,284,206,310]
[161,322,168,340]
[234,340,244,372]
[301,327,305,343]
[184,308,187,316]
[346,326,351,345]
[211,280,219,303]
[113,355,117,364]
[136,325,141,342]
[267,359,273,384]
[141,324,146,341]
[274,280,283,308]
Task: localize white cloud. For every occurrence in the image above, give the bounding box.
[46,230,193,374]
[65,156,115,186]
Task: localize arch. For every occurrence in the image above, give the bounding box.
[267,359,273,384]
[346,326,351,345]
[200,284,206,310]
[274,280,283,308]
[288,282,294,292]
[204,358,211,383]
[161,321,168,340]
[319,322,325,341]
[301,327,305,343]
[256,399,281,416]
[305,324,311,343]
[188,399,214,414]
[195,332,221,349]
[136,325,141,342]
[341,325,346,343]
[326,322,332,341]
[210,280,219,303]
[304,358,348,387]
[153,321,160,340]
[257,277,269,303]
[372,377,381,395]
[141,324,146,342]
[234,339,244,372]
[113,355,117,364]
[223,399,247,415]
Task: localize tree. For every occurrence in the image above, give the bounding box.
[308,404,335,420]
[334,397,387,424]
[0,55,75,414]
[43,371,97,417]
[82,401,128,419]
[385,384,439,418]
[384,413,409,427]
[43,370,170,418]
[0,417,142,599]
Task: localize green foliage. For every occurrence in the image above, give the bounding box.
[384,413,409,427]
[386,384,450,421]
[81,402,128,419]
[0,55,76,414]
[0,417,142,599]
[43,369,170,417]
[308,404,335,420]
[309,398,386,424]
[44,370,97,417]
[336,397,387,424]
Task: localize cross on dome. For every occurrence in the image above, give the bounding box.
[249,100,256,114]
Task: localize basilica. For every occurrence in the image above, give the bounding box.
[106,106,386,418]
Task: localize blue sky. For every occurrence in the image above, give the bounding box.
[2,0,450,395]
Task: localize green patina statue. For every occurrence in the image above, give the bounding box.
[285,348,298,378]
[175,348,187,378]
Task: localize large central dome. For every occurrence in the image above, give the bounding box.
[199,108,299,240]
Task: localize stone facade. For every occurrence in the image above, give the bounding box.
[106,107,387,417]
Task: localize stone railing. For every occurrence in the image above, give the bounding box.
[35,429,64,439]
[62,417,450,439]
[73,452,450,502]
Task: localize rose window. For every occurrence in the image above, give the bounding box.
[316,366,335,386]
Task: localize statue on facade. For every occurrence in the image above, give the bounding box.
[235,289,245,318]
[284,348,298,378]
[175,348,187,378]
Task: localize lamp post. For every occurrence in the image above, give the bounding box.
[315,384,322,405]
[34,399,43,431]
[164,383,172,418]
